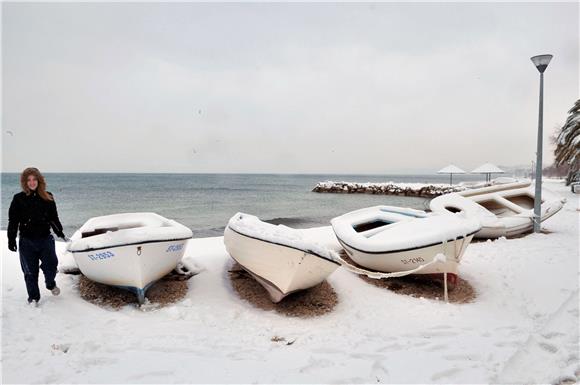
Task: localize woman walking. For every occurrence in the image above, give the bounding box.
[7,167,66,305]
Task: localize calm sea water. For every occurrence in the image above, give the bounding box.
[1,173,484,237]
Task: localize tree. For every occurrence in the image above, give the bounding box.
[554,99,580,185]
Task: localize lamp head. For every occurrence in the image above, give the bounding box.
[531,54,553,73]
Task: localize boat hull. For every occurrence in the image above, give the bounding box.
[72,239,188,299]
[430,182,565,239]
[337,234,474,278]
[224,227,340,303]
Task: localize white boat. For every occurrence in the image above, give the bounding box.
[430,181,565,239]
[224,213,341,303]
[330,206,481,285]
[67,213,193,303]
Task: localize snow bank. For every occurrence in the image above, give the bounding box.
[227,212,339,261]
[1,181,577,384]
[67,212,193,252]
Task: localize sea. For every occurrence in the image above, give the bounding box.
[1,173,485,238]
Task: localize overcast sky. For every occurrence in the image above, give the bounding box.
[2,2,578,174]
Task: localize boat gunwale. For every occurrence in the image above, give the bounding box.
[68,236,193,253]
[335,230,479,255]
[226,226,341,266]
[458,182,532,198]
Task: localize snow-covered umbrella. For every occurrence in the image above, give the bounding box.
[471,163,504,182]
[437,165,466,185]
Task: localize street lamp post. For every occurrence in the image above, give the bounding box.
[530,54,553,233]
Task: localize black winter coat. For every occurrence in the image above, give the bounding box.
[7,191,64,242]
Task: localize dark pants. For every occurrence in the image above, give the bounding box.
[19,235,59,302]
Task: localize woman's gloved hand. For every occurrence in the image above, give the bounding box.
[55,230,66,240]
[8,239,17,252]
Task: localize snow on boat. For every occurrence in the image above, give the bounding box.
[430,181,565,239]
[224,213,341,303]
[67,213,193,303]
[330,206,481,285]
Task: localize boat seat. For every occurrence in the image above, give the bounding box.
[81,227,119,238]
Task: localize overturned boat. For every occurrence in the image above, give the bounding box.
[67,213,193,303]
[430,181,565,239]
[331,206,481,285]
[224,213,341,303]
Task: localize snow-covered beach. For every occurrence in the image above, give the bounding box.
[1,180,578,384]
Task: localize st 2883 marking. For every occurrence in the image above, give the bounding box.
[87,251,115,261]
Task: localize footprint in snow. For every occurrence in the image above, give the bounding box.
[494,340,522,348]
[538,342,559,353]
[420,330,459,338]
[376,343,403,352]
[430,367,463,381]
[370,360,389,381]
[349,352,385,360]
[429,324,454,330]
[541,331,565,339]
[310,347,343,355]
[299,357,335,374]
[494,325,518,331]
[443,353,482,361]
[226,349,263,361]
[126,370,174,381]
[411,340,431,348]
[424,343,447,352]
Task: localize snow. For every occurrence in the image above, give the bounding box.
[330,206,481,252]
[1,181,578,384]
[491,176,519,185]
[227,212,339,261]
[558,114,579,145]
[437,164,466,174]
[67,212,193,252]
[471,163,505,174]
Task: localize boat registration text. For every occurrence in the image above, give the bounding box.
[401,257,425,265]
[166,244,184,252]
[87,251,115,261]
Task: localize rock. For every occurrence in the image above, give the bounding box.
[312,181,464,198]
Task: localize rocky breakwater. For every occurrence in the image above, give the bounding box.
[312,181,465,198]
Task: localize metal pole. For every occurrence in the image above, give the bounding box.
[533,72,544,233]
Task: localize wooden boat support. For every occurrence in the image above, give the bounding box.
[312,181,464,198]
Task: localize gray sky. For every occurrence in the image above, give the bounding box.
[2,2,578,174]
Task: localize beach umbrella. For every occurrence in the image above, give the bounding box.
[437,165,466,185]
[471,163,504,183]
